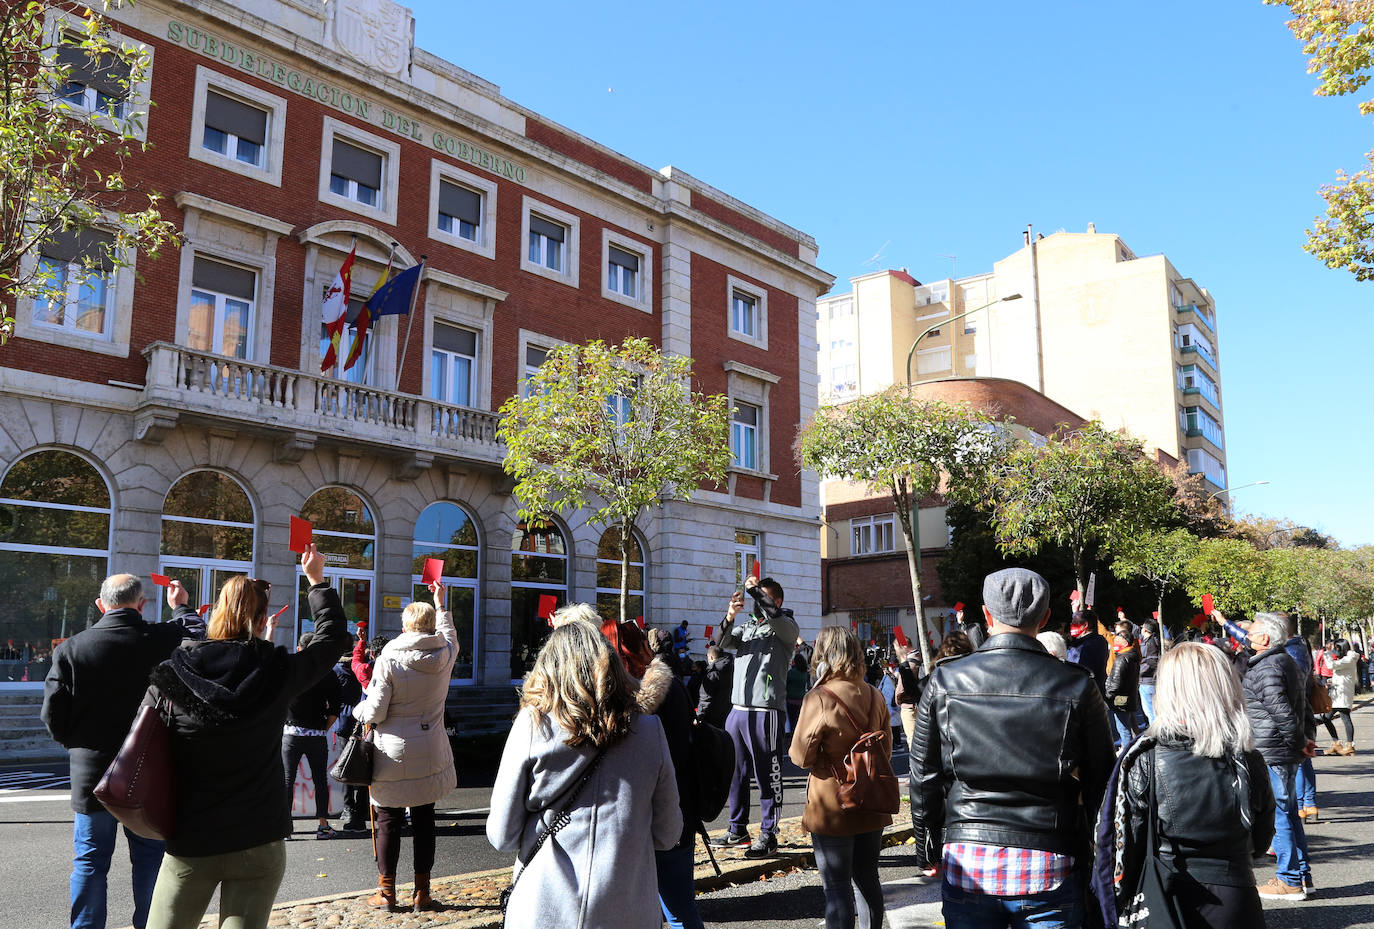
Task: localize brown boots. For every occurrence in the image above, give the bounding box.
[367,875,402,912]
[412,872,440,912]
[1336,741,1357,756]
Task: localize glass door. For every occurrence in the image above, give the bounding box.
[295,571,372,643]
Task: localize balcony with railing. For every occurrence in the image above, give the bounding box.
[136,342,503,470]
[1175,302,1216,332]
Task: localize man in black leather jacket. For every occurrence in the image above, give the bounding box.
[910,568,1115,926]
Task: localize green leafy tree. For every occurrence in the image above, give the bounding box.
[1112,528,1200,632]
[1266,0,1374,278]
[1185,537,1272,616]
[979,423,1178,606]
[797,389,1005,664]
[497,337,731,624]
[1,1,178,343]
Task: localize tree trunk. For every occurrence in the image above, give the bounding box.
[1073,547,1088,612]
[894,485,934,667]
[1156,586,1167,650]
[619,517,632,626]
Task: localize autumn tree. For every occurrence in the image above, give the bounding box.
[0,1,177,344]
[797,389,1005,664]
[979,423,1178,606]
[497,337,731,624]
[1266,0,1374,278]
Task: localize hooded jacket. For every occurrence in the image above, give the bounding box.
[354,608,458,808]
[638,655,699,847]
[487,708,681,929]
[145,584,350,857]
[1242,643,1314,766]
[1066,627,1109,697]
[718,584,798,712]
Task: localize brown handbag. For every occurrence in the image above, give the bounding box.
[1309,676,1333,715]
[93,698,176,840]
[817,684,901,814]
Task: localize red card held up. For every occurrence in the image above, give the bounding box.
[269,604,290,622]
[1201,593,1214,615]
[537,594,557,619]
[197,604,211,616]
[894,626,909,647]
[289,516,313,553]
[1152,611,1160,620]
[151,573,171,587]
[421,558,444,585]
[953,602,965,612]
[705,624,714,641]
[749,560,760,581]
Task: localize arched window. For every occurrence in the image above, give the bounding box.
[412,502,479,681]
[295,487,375,640]
[160,471,255,621]
[595,526,646,626]
[0,451,111,681]
[509,520,568,678]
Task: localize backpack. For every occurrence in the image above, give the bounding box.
[818,684,901,814]
[691,719,734,822]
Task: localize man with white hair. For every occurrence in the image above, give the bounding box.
[1241,611,1316,900]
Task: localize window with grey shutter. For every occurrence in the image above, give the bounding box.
[205,90,267,146]
[434,323,477,355]
[608,245,639,273]
[55,41,131,100]
[192,256,256,300]
[41,228,115,272]
[529,215,565,243]
[331,139,383,188]
[438,181,481,227]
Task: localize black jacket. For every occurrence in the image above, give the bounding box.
[1105,646,1140,713]
[1243,644,1314,766]
[1066,629,1109,697]
[333,661,363,737]
[696,654,734,729]
[640,656,700,847]
[285,663,343,731]
[1124,739,1275,886]
[909,633,1115,867]
[961,618,987,650]
[145,584,351,857]
[1138,635,1160,682]
[40,608,190,813]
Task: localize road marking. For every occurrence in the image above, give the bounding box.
[0,772,68,792]
[437,807,490,816]
[0,795,69,803]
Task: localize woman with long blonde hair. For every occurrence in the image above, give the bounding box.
[487,621,682,929]
[1095,642,1275,929]
[789,625,893,929]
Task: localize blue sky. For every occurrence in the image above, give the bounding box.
[407,0,1372,546]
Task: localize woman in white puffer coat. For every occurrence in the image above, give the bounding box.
[355,580,457,911]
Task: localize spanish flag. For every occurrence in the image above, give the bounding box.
[319,243,355,372]
[342,261,423,372]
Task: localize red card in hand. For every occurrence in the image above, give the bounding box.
[749,560,760,581]
[953,602,964,612]
[197,604,211,616]
[421,558,444,585]
[1152,610,1160,620]
[705,624,714,641]
[1201,594,1214,615]
[537,594,557,619]
[289,516,313,553]
[894,626,909,647]
[151,573,171,587]
[269,604,290,622]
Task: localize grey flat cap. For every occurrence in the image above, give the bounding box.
[982,568,1050,629]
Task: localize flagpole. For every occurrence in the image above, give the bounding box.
[395,256,426,394]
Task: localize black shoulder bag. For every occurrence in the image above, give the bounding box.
[1118,754,1188,929]
[499,745,608,925]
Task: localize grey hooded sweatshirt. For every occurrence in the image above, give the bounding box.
[718,584,799,712]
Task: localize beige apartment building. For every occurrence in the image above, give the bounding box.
[818,226,1226,488]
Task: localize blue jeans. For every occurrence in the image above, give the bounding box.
[1296,757,1316,810]
[812,829,885,929]
[655,842,704,929]
[1138,682,1156,725]
[1111,707,1140,748]
[1268,763,1311,887]
[943,877,1083,929]
[72,809,164,929]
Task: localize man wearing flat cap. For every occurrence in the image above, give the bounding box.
[909,568,1115,928]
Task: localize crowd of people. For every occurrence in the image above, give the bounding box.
[38,552,1367,929]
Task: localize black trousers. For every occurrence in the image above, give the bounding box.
[282,734,330,819]
[375,803,436,878]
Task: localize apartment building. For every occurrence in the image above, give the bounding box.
[0,0,831,738]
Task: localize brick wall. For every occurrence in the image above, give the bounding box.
[691,193,799,259]
[524,120,654,195]
[910,378,1087,435]
[821,550,947,614]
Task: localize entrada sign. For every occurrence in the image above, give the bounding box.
[165,20,526,183]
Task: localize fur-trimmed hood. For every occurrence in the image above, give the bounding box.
[151,638,287,727]
[635,656,675,715]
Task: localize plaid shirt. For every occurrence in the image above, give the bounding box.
[943,842,1074,896]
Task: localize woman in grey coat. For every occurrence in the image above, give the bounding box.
[487,620,682,929]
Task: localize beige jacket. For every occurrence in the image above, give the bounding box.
[355,609,457,808]
[788,676,893,836]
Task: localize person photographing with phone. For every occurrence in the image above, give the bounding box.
[710,574,799,859]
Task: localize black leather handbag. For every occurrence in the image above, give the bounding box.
[329,725,374,786]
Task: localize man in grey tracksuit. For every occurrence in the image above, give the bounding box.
[711,575,799,858]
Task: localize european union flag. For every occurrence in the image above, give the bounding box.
[365,261,423,317]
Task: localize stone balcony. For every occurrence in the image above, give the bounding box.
[137,342,505,477]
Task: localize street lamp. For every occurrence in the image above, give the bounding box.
[905,293,1022,388]
[1266,526,1311,547]
[1206,480,1269,501]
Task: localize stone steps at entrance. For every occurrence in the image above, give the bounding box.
[0,690,64,763]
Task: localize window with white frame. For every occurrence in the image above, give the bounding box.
[329,139,382,207]
[188,256,255,359]
[520,198,579,286]
[55,35,130,120]
[595,526,646,626]
[438,180,481,242]
[431,323,478,407]
[202,90,266,167]
[600,231,651,310]
[828,298,853,319]
[33,228,116,340]
[727,276,768,349]
[733,530,761,588]
[915,345,951,375]
[607,245,639,298]
[731,402,760,470]
[851,514,896,555]
[521,344,549,397]
[319,119,400,224]
[188,68,286,185]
